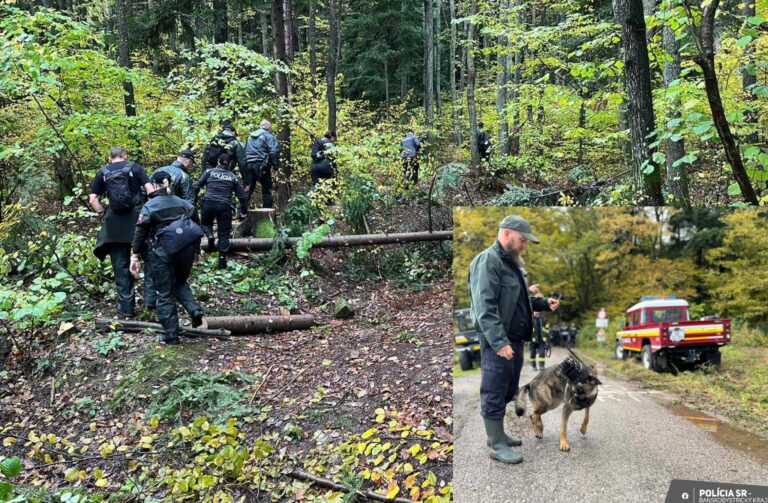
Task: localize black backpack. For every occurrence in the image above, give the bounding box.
[155,213,204,256]
[207,136,236,167]
[102,163,135,212]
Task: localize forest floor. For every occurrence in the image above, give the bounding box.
[0,196,454,501]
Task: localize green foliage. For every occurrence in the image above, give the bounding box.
[92,333,124,356]
[341,175,377,234]
[295,221,334,260]
[280,195,319,238]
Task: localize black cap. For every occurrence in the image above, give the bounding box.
[179,149,194,160]
[150,170,173,185]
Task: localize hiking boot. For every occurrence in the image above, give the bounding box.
[163,336,180,345]
[207,238,215,252]
[191,311,204,328]
[539,364,546,371]
[483,418,523,464]
[218,253,227,270]
[116,309,135,319]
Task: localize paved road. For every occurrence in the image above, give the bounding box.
[454,348,768,503]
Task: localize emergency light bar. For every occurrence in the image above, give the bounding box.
[640,295,678,301]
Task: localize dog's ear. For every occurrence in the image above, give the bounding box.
[589,375,603,386]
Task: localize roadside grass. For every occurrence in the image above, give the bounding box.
[579,335,768,437]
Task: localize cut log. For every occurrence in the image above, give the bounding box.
[203,230,453,253]
[202,315,317,334]
[235,208,276,238]
[94,318,231,338]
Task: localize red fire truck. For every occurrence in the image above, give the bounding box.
[614,296,731,372]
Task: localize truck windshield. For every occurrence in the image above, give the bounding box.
[454,309,474,332]
[649,309,687,323]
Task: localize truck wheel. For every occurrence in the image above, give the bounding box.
[704,350,722,367]
[614,342,626,360]
[641,344,656,371]
[458,351,473,371]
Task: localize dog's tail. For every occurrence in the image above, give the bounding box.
[514,384,530,417]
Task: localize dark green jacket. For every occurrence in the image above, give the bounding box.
[468,241,550,352]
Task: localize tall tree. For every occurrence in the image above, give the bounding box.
[424,0,435,125]
[309,0,317,77]
[496,0,510,156]
[450,0,460,144]
[682,0,758,204]
[212,0,228,43]
[271,0,293,206]
[613,0,663,204]
[742,0,758,144]
[662,4,690,205]
[435,0,442,115]
[327,0,340,133]
[115,0,136,117]
[467,0,480,171]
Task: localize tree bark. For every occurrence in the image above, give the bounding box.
[260,9,271,57]
[435,0,443,115]
[272,0,293,206]
[309,0,317,77]
[204,315,317,334]
[202,231,454,253]
[692,0,758,204]
[115,0,136,117]
[496,0,510,156]
[662,7,690,206]
[613,0,663,204]
[424,0,435,126]
[212,0,228,43]
[327,0,340,133]
[94,318,231,338]
[450,0,459,144]
[467,0,480,172]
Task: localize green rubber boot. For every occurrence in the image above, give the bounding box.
[486,430,523,447]
[483,418,523,464]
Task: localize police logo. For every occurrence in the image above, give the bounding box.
[175,228,183,234]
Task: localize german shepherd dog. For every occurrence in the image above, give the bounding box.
[514,365,602,451]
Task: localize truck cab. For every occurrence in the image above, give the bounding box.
[615,296,731,372]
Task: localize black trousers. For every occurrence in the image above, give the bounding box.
[109,244,134,315]
[310,163,335,187]
[200,200,233,254]
[150,245,201,341]
[244,161,273,208]
[480,340,524,420]
[402,157,419,185]
[529,342,547,369]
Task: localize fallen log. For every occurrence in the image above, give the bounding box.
[202,230,453,253]
[202,314,317,334]
[94,318,231,338]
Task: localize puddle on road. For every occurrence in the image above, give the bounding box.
[665,402,768,466]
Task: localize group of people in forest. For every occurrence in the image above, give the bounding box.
[88,119,340,345]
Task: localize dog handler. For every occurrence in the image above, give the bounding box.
[468,215,560,464]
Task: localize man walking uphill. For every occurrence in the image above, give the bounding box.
[244,119,280,208]
[468,215,560,465]
[89,147,153,317]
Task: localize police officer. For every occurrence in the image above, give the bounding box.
[468,215,560,464]
[530,308,549,371]
[130,171,204,345]
[477,121,491,163]
[89,147,153,317]
[154,150,196,202]
[193,153,249,269]
[400,129,421,185]
[244,119,280,208]
[310,131,337,189]
[203,123,247,172]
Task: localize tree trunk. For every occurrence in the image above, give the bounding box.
[424,0,435,126]
[694,0,758,204]
[203,231,454,253]
[204,315,317,334]
[510,50,521,155]
[115,0,136,117]
[742,0,758,144]
[467,0,480,172]
[613,0,662,204]
[272,0,293,207]
[94,318,231,337]
[309,0,317,77]
[662,7,690,206]
[450,0,459,144]
[212,0,228,43]
[435,0,442,115]
[496,0,510,156]
[327,0,340,133]
[261,10,271,57]
[284,0,296,60]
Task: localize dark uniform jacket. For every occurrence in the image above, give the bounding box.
[154,161,193,203]
[91,161,150,261]
[203,130,246,171]
[193,166,249,214]
[311,138,336,172]
[131,192,196,257]
[468,241,551,352]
